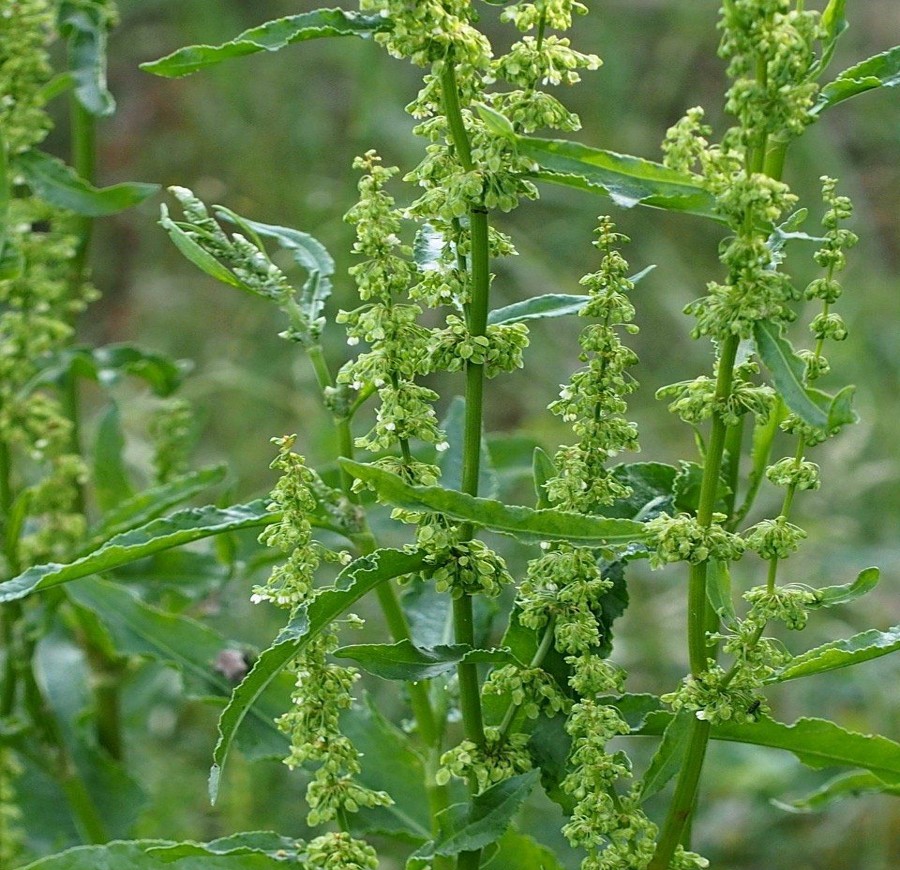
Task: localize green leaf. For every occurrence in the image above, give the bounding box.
[771,770,900,814]
[531,447,556,510]
[341,459,648,547]
[527,712,574,813]
[59,1,116,116]
[488,267,654,326]
[753,319,828,429]
[148,833,301,860]
[209,548,428,803]
[87,465,229,548]
[605,461,678,521]
[29,343,186,397]
[811,566,880,608]
[140,9,391,78]
[93,402,133,512]
[19,840,298,868]
[808,0,848,80]
[814,45,900,115]
[413,222,446,271]
[772,625,900,683]
[514,135,720,220]
[0,500,274,603]
[672,460,730,515]
[411,770,540,862]
[438,396,498,498]
[342,698,432,842]
[640,710,694,802]
[214,208,334,332]
[707,559,738,629]
[636,713,900,786]
[334,640,519,682]
[15,150,158,216]
[159,203,246,289]
[487,830,566,869]
[0,126,9,269]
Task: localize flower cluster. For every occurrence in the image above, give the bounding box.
[545,218,640,511]
[436,727,532,793]
[427,315,529,378]
[428,539,514,599]
[645,512,745,568]
[0,748,24,868]
[482,664,569,721]
[306,832,379,870]
[149,398,194,483]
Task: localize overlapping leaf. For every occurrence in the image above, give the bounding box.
[814,45,900,115]
[772,625,900,683]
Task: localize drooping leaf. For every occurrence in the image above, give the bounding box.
[527,711,574,813]
[640,711,694,802]
[209,549,428,802]
[814,45,900,115]
[86,465,229,548]
[707,559,738,629]
[771,625,900,683]
[93,402,134,512]
[438,396,498,498]
[342,698,432,842]
[810,566,880,608]
[140,9,391,78]
[753,319,828,429]
[410,770,540,862]
[402,580,453,649]
[531,446,556,509]
[512,135,720,220]
[59,1,116,116]
[214,208,334,333]
[334,640,519,682]
[15,150,158,216]
[0,501,274,602]
[771,770,900,814]
[159,203,246,289]
[635,713,900,786]
[811,0,848,79]
[341,459,647,547]
[488,266,655,326]
[28,343,186,397]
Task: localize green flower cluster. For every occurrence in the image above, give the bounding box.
[428,314,529,378]
[149,398,193,484]
[482,664,569,721]
[0,748,24,868]
[645,512,745,568]
[545,218,640,511]
[429,539,514,599]
[306,830,379,869]
[436,726,532,792]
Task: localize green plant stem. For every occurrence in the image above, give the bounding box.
[69,99,96,291]
[730,397,785,530]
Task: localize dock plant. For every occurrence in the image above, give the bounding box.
[2,2,898,869]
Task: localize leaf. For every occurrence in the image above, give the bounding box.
[707,559,738,629]
[15,150,158,216]
[635,713,900,786]
[438,396,498,498]
[413,222,446,271]
[93,402,134,512]
[402,580,453,649]
[59,1,116,116]
[148,833,301,860]
[771,770,900,814]
[487,830,566,869]
[640,711,694,802]
[159,203,246,289]
[334,640,519,682]
[341,459,647,547]
[513,135,720,220]
[527,712,574,814]
[214,208,334,332]
[672,460,730,515]
[209,548,428,802]
[488,267,655,326]
[771,626,900,683]
[814,45,900,115]
[411,770,540,861]
[605,461,678,521]
[0,500,275,602]
[140,9,391,78]
[28,343,186,397]
[531,447,556,509]
[342,698,432,842]
[810,566,880,608]
[753,319,828,429]
[87,465,229,547]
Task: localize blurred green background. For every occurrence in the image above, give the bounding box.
[45,0,900,867]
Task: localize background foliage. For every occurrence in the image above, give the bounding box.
[26,0,899,867]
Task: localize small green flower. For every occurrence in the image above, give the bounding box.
[436,727,532,792]
[306,832,379,870]
[646,512,745,568]
[744,515,807,561]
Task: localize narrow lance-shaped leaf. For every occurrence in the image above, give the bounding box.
[808,0,848,80]
[753,319,828,429]
[0,501,275,603]
[140,9,392,78]
[93,402,134,512]
[341,459,648,547]
[14,149,158,216]
[813,45,900,115]
[810,566,880,608]
[640,711,694,802]
[504,132,720,221]
[59,0,116,116]
[771,625,900,684]
[209,548,428,803]
[771,770,900,814]
[636,713,900,786]
[488,266,655,326]
[334,640,519,682]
